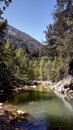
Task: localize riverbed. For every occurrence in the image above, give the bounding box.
[2,85,73,130]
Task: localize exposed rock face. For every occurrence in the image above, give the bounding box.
[50,75,73,99]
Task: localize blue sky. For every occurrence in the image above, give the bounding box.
[3,0,56,42]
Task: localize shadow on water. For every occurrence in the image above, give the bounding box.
[12,114,73,130]
[12,116,49,130]
[47,114,73,130]
[1,88,73,130]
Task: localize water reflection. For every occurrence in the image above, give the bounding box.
[8,90,56,104]
[6,89,73,130]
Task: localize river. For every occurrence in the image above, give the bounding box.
[4,85,73,130]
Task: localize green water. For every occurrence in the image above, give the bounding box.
[7,86,73,130]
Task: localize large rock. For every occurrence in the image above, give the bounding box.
[51,75,73,98]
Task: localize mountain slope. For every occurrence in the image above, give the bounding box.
[1,25,45,57]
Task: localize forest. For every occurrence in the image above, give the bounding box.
[0,0,73,93]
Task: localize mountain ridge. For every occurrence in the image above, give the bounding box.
[1,24,45,57]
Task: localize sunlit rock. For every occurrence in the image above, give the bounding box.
[0,103,3,106]
[31,85,36,88]
[0,103,3,109]
[17,110,25,115]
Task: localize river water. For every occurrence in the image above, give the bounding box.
[6,86,73,130]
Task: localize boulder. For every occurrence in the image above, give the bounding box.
[17,110,25,115]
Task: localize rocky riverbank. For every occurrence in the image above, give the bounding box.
[0,103,49,130]
[0,109,21,130]
[0,103,34,130]
[50,75,73,99]
[14,76,73,99]
[0,108,18,130]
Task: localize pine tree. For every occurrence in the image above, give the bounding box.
[45,0,73,81]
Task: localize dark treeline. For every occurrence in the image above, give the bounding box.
[0,0,73,92]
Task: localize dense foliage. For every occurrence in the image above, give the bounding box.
[0,0,73,92]
[0,38,49,92]
[45,0,73,81]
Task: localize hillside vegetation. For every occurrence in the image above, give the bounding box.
[45,0,73,81]
[0,0,73,93]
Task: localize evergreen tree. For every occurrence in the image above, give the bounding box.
[45,0,73,81]
[0,0,12,33]
[0,0,12,19]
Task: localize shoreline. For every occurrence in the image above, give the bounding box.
[0,102,34,130]
[0,75,73,100]
[0,76,73,130]
[50,75,73,99]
